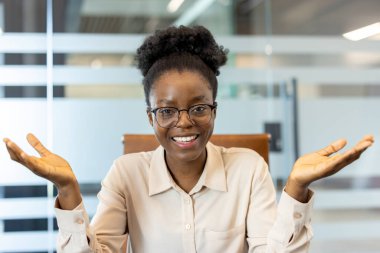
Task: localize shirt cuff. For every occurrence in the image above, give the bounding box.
[279,189,314,234]
[54,198,90,233]
[268,189,314,245]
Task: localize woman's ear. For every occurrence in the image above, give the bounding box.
[212,108,217,119]
[146,108,154,126]
[212,101,217,119]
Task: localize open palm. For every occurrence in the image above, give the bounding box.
[290,135,374,189]
[3,133,76,189]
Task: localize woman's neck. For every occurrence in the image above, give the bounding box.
[165,149,207,193]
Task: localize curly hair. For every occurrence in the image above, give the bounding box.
[135,25,228,106]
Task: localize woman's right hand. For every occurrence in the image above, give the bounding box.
[3,133,82,209]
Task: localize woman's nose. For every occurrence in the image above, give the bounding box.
[175,110,194,128]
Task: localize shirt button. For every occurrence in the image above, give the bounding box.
[185,224,191,230]
[76,218,84,224]
[186,199,191,205]
[293,212,302,219]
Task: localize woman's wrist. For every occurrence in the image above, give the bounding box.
[57,181,82,210]
[284,178,309,203]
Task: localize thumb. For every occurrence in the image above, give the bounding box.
[27,133,51,157]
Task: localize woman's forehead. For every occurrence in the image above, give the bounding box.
[151,71,213,100]
[156,95,210,105]
[155,69,209,84]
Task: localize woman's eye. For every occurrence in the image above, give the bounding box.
[192,106,207,113]
[159,108,176,116]
[194,106,206,112]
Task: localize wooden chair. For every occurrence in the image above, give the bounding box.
[122,133,270,164]
[121,133,271,252]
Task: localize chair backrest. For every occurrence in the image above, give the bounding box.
[123,134,270,164]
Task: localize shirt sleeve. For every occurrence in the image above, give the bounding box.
[266,190,314,252]
[55,201,93,253]
[246,158,314,253]
[54,161,128,253]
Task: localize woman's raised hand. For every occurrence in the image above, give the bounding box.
[3,133,82,209]
[286,135,374,202]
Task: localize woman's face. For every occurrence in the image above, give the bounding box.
[148,69,216,165]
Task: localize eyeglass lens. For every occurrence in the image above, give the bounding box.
[155,104,213,128]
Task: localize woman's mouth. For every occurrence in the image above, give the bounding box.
[172,135,198,142]
[171,135,199,148]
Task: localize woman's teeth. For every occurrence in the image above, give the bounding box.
[173,135,197,142]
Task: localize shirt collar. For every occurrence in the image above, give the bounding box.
[148,146,172,196]
[202,142,227,192]
[148,142,227,196]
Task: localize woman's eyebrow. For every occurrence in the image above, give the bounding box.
[156,95,211,107]
[157,98,173,104]
[190,95,210,103]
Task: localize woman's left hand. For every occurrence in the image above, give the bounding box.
[285,135,374,202]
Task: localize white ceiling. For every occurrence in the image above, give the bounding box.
[76,0,380,36]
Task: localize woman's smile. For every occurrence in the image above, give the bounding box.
[171,134,200,148]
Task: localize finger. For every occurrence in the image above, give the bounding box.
[321,140,372,176]
[3,138,18,160]
[356,139,373,150]
[316,153,357,179]
[361,134,375,143]
[316,139,347,156]
[3,138,27,163]
[26,133,51,157]
[5,144,22,162]
[342,140,373,159]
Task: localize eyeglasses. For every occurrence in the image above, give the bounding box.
[150,102,217,129]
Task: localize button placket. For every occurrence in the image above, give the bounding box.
[182,194,196,253]
[183,196,194,231]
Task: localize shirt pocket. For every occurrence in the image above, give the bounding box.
[203,224,246,252]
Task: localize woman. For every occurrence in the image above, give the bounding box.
[3,26,374,252]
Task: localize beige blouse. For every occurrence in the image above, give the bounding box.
[55,142,314,253]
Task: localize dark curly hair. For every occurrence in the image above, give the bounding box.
[135,25,228,106]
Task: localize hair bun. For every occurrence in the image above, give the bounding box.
[136,25,228,76]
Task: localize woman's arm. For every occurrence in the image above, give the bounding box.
[247,135,374,252]
[3,134,128,252]
[3,133,82,209]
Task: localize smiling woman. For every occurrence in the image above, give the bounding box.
[3,25,374,253]
[147,70,216,192]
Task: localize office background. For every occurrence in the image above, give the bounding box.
[0,0,379,252]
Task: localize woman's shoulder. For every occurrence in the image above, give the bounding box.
[103,150,156,190]
[210,143,265,163]
[209,143,268,175]
[113,150,155,172]
[116,150,154,162]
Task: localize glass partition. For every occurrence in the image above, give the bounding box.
[0,0,379,252]
[0,0,52,251]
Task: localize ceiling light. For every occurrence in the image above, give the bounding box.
[167,0,185,13]
[173,0,216,26]
[343,22,380,41]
